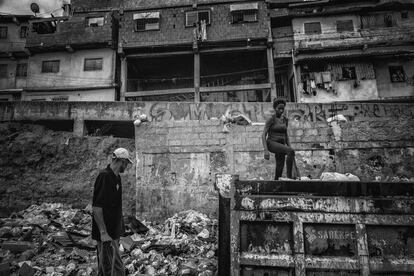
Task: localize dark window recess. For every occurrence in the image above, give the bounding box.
[389,66,406,82]
[84,58,103,71]
[32,21,56,34]
[401,12,408,19]
[86,17,104,27]
[231,10,258,24]
[185,10,210,27]
[42,60,60,73]
[304,22,321,34]
[16,63,27,77]
[336,20,353,32]
[342,66,356,80]
[0,64,7,78]
[20,26,28,38]
[134,12,160,31]
[0,26,7,38]
[384,14,394,27]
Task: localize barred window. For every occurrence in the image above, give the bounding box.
[20,26,28,38]
[42,60,60,73]
[84,58,103,71]
[0,26,7,39]
[16,63,27,77]
[231,10,258,23]
[342,66,356,80]
[336,20,353,32]
[185,10,210,27]
[0,64,7,78]
[304,22,321,34]
[389,66,406,82]
[134,12,160,31]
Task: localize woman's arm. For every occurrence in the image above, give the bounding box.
[285,117,291,147]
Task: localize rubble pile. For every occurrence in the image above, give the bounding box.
[0,203,218,275]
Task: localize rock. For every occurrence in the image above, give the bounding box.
[197,229,210,239]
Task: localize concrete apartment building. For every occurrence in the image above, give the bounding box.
[0,15,33,101]
[22,2,119,101]
[270,0,414,103]
[118,0,277,102]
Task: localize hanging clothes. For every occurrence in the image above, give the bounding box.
[314,72,323,85]
[200,20,207,41]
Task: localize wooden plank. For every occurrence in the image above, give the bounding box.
[305,256,360,270]
[235,180,414,197]
[239,253,295,267]
[235,195,414,214]
[238,211,414,225]
[126,51,193,59]
[200,83,271,93]
[230,175,240,276]
[355,223,370,276]
[369,259,414,273]
[125,88,194,97]
[199,45,266,54]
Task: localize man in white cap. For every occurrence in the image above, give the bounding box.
[92,148,133,275]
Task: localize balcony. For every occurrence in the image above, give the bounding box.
[295,26,414,52]
[26,14,114,52]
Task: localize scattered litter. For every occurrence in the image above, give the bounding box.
[0,204,217,275]
[320,172,360,181]
[327,114,347,123]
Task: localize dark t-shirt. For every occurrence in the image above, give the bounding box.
[91,165,124,241]
[265,114,288,143]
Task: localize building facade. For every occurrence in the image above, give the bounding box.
[23,6,119,101]
[270,0,414,103]
[0,15,32,101]
[118,0,277,102]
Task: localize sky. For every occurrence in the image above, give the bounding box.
[0,0,69,17]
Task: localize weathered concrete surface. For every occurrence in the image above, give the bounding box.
[0,122,135,217]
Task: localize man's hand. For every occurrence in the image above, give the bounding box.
[100,232,112,242]
[264,151,270,160]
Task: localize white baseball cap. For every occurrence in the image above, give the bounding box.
[113,148,133,163]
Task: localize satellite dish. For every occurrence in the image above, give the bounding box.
[30,3,40,16]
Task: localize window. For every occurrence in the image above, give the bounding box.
[185,10,211,27]
[134,12,160,31]
[52,96,69,101]
[304,22,322,34]
[336,20,354,32]
[32,21,56,34]
[87,17,104,27]
[0,26,7,39]
[16,63,27,77]
[0,64,7,78]
[384,14,394,27]
[42,60,60,73]
[84,58,103,71]
[20,26,28,38]
[389,66,406,82]
[342,66,356,80]
[230,3,258,23]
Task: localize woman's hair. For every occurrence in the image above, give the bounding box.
[273,98,287,109]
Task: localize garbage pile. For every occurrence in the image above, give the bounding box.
[0,203,218,275]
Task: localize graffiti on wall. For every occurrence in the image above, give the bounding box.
[136,102,414,123]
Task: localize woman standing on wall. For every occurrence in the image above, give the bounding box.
[262,99,295,180]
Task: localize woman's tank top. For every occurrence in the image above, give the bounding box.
[266,114,288,142]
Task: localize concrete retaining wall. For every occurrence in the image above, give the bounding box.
[1,101,413,220]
